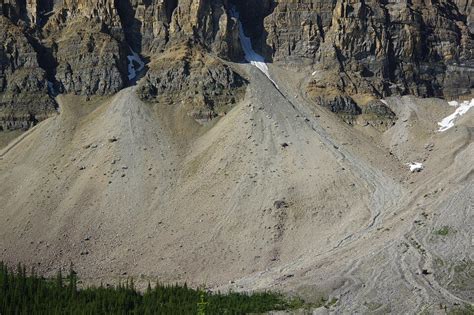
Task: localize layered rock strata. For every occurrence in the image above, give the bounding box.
[1,0,473,129]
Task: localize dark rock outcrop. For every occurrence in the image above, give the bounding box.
[362,100,396,119]
[138,43,246,119]
[318,94,361,116]
[53,28,126,96]
[41,0,127,96]
[454,0,474,31]
[0,16,56,131]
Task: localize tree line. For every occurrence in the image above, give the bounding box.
[0,262,303,314]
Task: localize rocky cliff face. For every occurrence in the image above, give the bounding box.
[251,0,474,110]
[0,15,56,130]
[454,0,474,31]
[125,0,246,116]
[0,0,473,130]
[0,0,247,128]
[138,44,246,121]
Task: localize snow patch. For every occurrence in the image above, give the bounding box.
[407,162,423,173]
[127,50,145,81]
[230,7,277,86]
[448,100,459,107]
[438,99,474,132]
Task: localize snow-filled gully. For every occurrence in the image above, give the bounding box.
[438,99,474,132]
[229,7,278,88]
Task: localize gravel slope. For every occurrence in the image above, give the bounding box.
[0,64,472,313]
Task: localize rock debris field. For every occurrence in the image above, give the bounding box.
[0,59,473,313]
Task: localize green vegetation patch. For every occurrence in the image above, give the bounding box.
[0,262,304,314]
[434,226,451,236]
[448,303,474,315]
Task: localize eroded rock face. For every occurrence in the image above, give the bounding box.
[0,0,248,129]
[40,0,127,96]
[0,16,56,131]
[454,0,474,31]
[116,0,241,58]
[53,26,126,96]
[125,0,245,118]
[253,0,474,104]
[0,0,473,130]
[138,43,246,119]
[116,0,174,54]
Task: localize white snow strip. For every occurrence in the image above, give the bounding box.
[448,100,459,107]
[380,99,388,106]
[438,98,474,132]
[230,7,277,86]
[407,162,423,173]
[312,71,317,76]
[127,49,145,81]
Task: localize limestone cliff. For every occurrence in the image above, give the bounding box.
[0,0,473,129]
[137,42,246,119]
[0,16,56,130]
[252,0,474,109]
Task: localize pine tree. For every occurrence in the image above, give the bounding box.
[0,260,296,314]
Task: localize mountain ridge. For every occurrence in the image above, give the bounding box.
[1,0,474,130]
